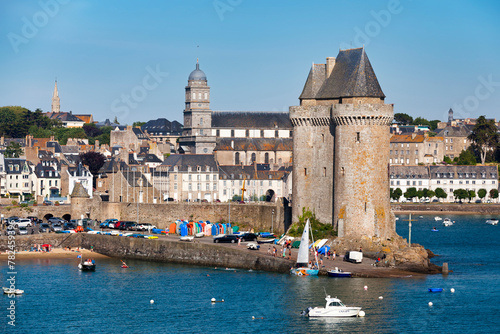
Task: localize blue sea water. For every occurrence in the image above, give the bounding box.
[1,214,499,333]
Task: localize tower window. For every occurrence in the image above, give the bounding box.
[323,167,326,177]
[204,92,208,99]
[216,130,220,137]
[264,153,269,164]
[275,130,279,138]
[260,130,264,137]
[192,92,195,100]
[304,168,307,176]
[200,118,203,125]
[356,132,360,142]
[322,134,324,143]
[235,152,240,165]
[341,167,345,176]
[246,130,249,137]
[231,130,235,137]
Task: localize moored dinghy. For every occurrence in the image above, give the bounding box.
[486,219,498,225]
[290,219,318,276]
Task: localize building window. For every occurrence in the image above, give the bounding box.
[216,130,220,137]
[174,174,177,180]
[264,153,269,164]
[356,132,360,142]
[235,152,240,165]
[188,175,192,181]
[206,184,210,191]
[275,130,278,138]
[246,130,249,137]
[251,153,256,163]
[204,92,208,99]
[304,168,307,176]
[231,130,235,137]
[200,129,203,135]
[323,167,326,177]
[213,183,217,190]
[260,130,264,137]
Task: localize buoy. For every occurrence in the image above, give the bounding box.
[428,302,433,307]
[378,296,383,300]
[150,300,154,304]
[211,298,216,303]
[450,288,455,293]
[252,316,255,320]
[358,310,365,317]
[364,286,368,290]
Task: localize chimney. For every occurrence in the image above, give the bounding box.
[326,57,336,77]
[411,133,417,139]
[231,140,234,149]
[0,136,4,146]
[95,139,100,150]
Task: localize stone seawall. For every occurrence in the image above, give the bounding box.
[79,234,293,273]
[0,234,294,273]
[391,203,500,214]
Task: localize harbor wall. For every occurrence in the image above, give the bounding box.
[0,233,294,273]
[391,203,500,214]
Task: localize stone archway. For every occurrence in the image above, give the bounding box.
[265,189,275,202]
[43,214,53,223]
[62,214,71,222]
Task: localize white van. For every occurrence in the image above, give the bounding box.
[15,219,32,228]
[344,251,363,263]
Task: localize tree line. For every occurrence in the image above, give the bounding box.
[0,106,112,145]
[391,187,499,203]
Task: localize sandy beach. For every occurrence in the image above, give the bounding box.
[0,247,110,260]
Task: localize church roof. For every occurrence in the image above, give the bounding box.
[214,138,293,151]
[304,48,385,100]
[188,62,207,81]
[211,112,292,129]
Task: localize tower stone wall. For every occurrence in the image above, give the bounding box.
[289,105,334,225]
[332,103,395,239]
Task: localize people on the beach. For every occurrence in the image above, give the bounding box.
[288,246,292,260]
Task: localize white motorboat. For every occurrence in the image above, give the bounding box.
[3,287,24,295]
[307,296,362,317]
[486,219,498,225]
[434,216,443,221]
[195,232,205,238]
[78,258,96,271]
[180,236,194,242]
[442,218,454,227]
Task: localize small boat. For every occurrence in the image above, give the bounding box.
[442,218,454,227]
[180,236,194,242]
[428,288,443,293]
[486,219,498,225]
[195,232,205,238]
[306,296,362,317]
[432,227,439,232]
[327,267,352,278]
[3,287,24,295]
[121,265,129,268]
[434,217,442,221]
[419,216,424,219]
[395,217,399,220]
[290,219,319,277]
[78,258,96,271]
[257,238,275,244]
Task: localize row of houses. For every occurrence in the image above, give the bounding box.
[390,165,498,202]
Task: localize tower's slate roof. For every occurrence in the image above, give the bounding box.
[70,182,90,198]
[141,118,183,135]
[299,63,327,100]
[211,112,292,129]
[435,125,473,137]
[309,48,385,100]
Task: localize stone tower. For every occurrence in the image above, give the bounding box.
[179,60,216,154]
[51,80,60,113]
[290,48,395,240]
[447,108,454,124]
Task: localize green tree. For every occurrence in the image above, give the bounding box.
[429,120,440,131]
[394,113,413,125]
[404,187,418,201]
[467,190,476,203]
[443,156,453,164]
[4,142,23,158]
[457,149,477,165]
[435,188,447,201]
[490,189,499,201]
[423,188,435,200]
[416,189,424,201]
[478,189,487,201]
[287,207,336,238]
[80,151,106,187]
[133,121,146,128]
[54,127,87,145]
[453,189,468,203]
[390,188,402,201]
[468,116,499,164]
[412,117,431,127]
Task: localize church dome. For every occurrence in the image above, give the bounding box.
[188,62,207,81]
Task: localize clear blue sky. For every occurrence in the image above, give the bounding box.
[1,0,499,125]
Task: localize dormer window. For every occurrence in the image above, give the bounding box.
[268,175,272,179]
[206,166,210,172]
[188,166,192,172]
[41,171,44,177]
[174,166,178,172]
[197,166,201,172]
[230,174,234,179]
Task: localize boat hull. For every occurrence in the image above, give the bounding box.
[309,307,361,317]
[327,271,351,278]
[78,263,96,271]
[290,268,319,276]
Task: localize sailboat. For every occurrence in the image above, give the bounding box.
[290,219,319,276]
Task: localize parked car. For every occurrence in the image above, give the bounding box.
[18,226,28,235]
[344,251,363,263]
[119,221,137,231]
[48,217,65,224]
[63,222,76,230]
[19,200,34,205]
[38,223,50,233]
[50,223,63,232]
[238,232,258,242]
[14,219,32,228]
[213,235,240,243]
[7,217,19,226]
[108,221,117,229]
[43,199,54,206]
[136,223,156,231]
[100,219,118,228]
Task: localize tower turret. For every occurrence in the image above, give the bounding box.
[51,80,60,113]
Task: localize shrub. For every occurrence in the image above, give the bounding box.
[287,207,336,239]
